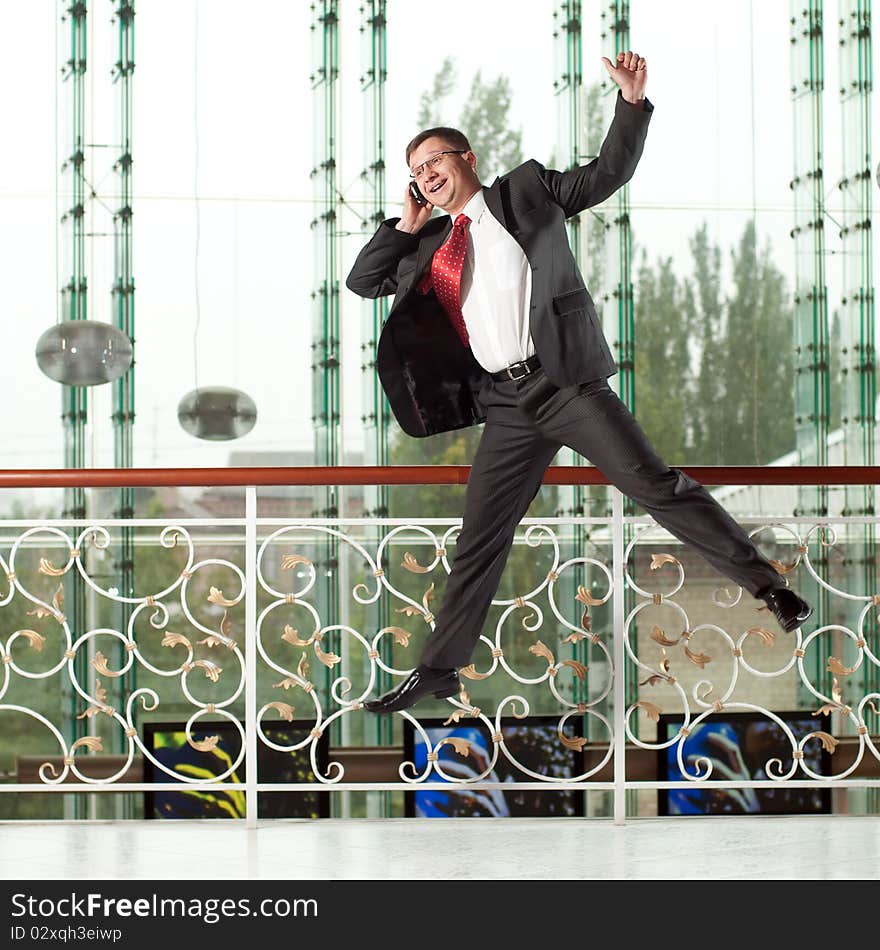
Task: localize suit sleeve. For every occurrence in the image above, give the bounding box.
[538,90,653,218]
[345,219,420,299]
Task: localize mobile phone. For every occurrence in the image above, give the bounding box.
[409,181,428,206]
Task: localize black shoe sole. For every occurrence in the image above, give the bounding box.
[781,608,813,633]
[364,681,460,714]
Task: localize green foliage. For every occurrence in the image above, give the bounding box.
[459,72,523,181]
[632,249,696,463]
[416,56,456,129]
[579,83,609,294]
[688,223,725,463]
[635,219,797,465]
[414,58,523,182]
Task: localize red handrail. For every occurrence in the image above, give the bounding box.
[0,465,877,488]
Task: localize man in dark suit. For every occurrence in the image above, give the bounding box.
[347,51,812,713]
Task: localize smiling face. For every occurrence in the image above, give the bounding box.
[409,136,481,215]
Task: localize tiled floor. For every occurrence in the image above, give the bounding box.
[0,816,877,879]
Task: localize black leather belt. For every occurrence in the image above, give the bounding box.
[490,355,542,382]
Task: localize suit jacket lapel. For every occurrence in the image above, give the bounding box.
[483,180,507,230]
[415,217,453,279]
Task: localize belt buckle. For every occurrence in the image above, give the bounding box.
[506,360,530,381]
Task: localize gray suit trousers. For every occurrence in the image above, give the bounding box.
[419,369,783,670]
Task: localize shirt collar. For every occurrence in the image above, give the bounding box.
[460,187,488,224]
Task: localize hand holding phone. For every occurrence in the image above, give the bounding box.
[396,182,434,233]
[409,181,427,206]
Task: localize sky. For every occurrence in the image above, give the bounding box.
[1,0,877,475]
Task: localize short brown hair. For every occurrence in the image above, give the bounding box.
[405,127,472,166]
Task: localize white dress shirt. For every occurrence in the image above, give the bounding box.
[456,188,535,373]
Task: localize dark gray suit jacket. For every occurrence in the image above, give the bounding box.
[346,91,653,438]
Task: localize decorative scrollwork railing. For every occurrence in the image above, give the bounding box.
[0,465,878,824]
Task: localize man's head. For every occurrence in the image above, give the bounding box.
[406,126,481,214]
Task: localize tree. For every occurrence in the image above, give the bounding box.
[628,219,796,467]
[689,223,726,463]
[580,82,609,295]
[459,72,523,181]
[718,220,795,464]
[416,57,456,129]
[829,308,842,434]
[632,250,696,462]
[415,59,523,184]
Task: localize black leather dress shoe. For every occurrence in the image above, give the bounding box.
[760,586,813,633]
[364,665,459,714]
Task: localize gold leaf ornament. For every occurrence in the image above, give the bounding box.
[281,554,312,571]
[401,552,430,574]
[26,606,53,621]
[71,736,103,754]
[266,701,295,721]
[813,702,839,717]
[635,700,663,722]
[559,729,587,752]
[219,611,232,639]
[193,660,222,683]
[207,586,236,608]
[282,625,314,648]
[639,672,665,687]
[576,585,603,606]
[747,626,776,647]
[272,677,297,691]
[198,635,224,649]
[91,651,122,678]
[808,732,839,754]
[76,681,111,721]
[827,656,856,677]
[650,625,679,647]
[387,626,411,648]
[52,583,64,616]
[162,632,192,651]
[684,645,712,669]
[443,709,467,726]
[650,553,679,571]
[769,558,797,575]
[561,659,588,681]
[422,583,435,612]
[18,629,46,652]
[38,557,67,577]
[529,639,555,666]
[459,664,490,681]
[188,734,220,753]
[659,650,671,676]
[315,640,342,668]
[297,653,310,681]
[561,631,589,645]
[442,737,472,758]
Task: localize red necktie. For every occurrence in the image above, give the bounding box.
[418,213,471,346]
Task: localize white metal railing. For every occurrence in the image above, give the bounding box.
[0,471,878,825]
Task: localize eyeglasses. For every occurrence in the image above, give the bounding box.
[409,150,466,180]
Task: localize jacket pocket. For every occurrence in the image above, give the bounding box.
[552,288,590,315]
